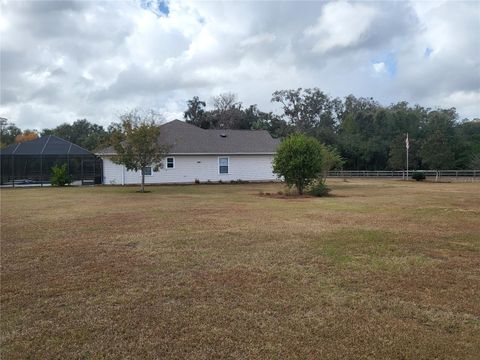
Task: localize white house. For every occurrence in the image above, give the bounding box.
[96,120,280,185]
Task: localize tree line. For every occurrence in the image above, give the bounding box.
[184,90,480,170]
[1,89,479,170]
[0,118,115,152]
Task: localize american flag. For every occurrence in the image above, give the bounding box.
[405,133,409,150]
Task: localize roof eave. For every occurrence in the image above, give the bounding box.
[97,152,276,156]
[169,152,277,155]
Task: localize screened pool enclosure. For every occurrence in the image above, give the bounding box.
[0,135,102,186]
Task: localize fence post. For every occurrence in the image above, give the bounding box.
[40,155,43,187]
[11,154,15,188]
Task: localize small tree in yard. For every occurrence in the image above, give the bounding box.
[112,110,170,193]
[273,133,324,195]
[51,164,72,186]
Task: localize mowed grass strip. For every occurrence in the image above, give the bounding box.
[1,179,479,359]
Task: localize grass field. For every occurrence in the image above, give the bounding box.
[1,179,479,359]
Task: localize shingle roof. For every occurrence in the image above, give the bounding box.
[96,120,280,155]
[0,135,93,156]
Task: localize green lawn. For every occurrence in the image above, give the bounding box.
[1,179,479,359]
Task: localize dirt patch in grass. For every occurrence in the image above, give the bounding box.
[1,179,479,359]
[257,192,314,200]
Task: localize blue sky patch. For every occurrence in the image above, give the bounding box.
[139,0,169,17]
[158,1,169,15]
[372,52,397,76]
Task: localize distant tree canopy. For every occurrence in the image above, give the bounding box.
[183,93,293,137]
[2,88,479,170]
[0,120,21,148]
[15,130,39,144]
[41,119,109,151]
[183,96,207,128]
[183,90,479,170]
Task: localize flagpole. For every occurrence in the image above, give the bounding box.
[406,132,409,180]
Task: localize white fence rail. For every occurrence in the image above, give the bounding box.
[327,170,480,181]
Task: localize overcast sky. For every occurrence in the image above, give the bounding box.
[1,0,479,130]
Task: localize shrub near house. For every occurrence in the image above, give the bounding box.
[273,133,324,195]
[51,164,72,186]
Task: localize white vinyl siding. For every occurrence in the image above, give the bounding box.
[101,155,277,184]
[102,158,124,185]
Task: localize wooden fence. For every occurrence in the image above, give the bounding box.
[327,170,480,181]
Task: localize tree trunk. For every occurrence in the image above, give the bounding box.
[297,181,304,195]
[141,170,145,193]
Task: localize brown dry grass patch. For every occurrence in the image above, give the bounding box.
[1,179,479,359]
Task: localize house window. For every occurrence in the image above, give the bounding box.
[219,157,229,174]
[143,166,152,176]
[166,157,175,169]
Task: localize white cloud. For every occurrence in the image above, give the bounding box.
[372,62,387,74]
[0,11,10,32]
[389,1,480,118]
[240,33,276,47]
[0,0,478,129]
[441,90,480,118]
[305,1,378,53]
